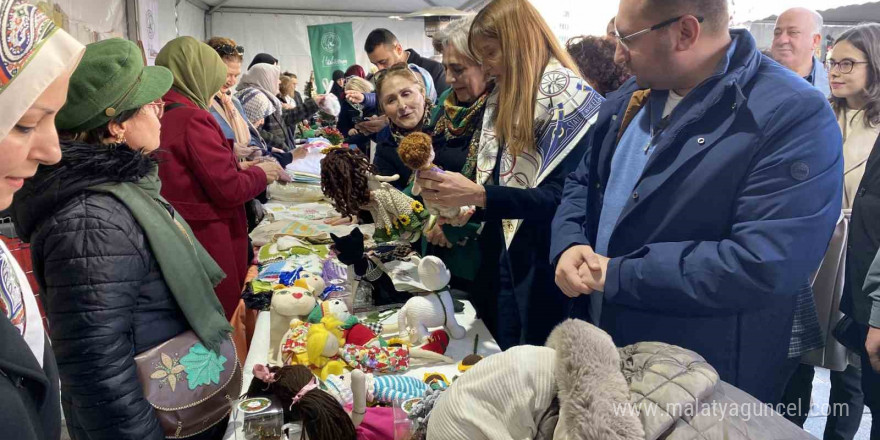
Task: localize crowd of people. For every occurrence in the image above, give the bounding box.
[1,0,880,438]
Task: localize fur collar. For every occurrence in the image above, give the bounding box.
[12,141,157,240]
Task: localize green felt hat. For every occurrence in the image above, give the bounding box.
[56,38,173,132]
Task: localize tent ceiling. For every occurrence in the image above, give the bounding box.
[202,0,475,15]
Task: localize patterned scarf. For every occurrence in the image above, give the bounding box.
[432,89,491,180]
[474,59,604,247]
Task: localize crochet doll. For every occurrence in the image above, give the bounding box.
[330,227,412,306]
[249,364,395,440]
[397,132,470,220]
[324,372,428,405]
[320,147,427,242]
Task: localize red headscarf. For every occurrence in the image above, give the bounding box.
[344,64,366,79]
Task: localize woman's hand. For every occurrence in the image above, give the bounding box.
[418,170,486,209]
[282,103,294,110]
[348,128,359,136]
[345,90,365,104]
[867,326,880,373]
[240,160,255,170]
[426,224,452,248]
[255,161,284,184]
[292,146,308,160]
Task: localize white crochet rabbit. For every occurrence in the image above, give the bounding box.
[398,256,466,343]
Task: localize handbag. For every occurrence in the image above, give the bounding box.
[832,314,868,356]
[135,331,242,438]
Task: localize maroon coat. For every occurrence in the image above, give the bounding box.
[157,89,266,318]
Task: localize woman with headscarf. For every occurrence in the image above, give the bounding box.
[155,37,285,318]
[13,38,234,440]
[237,63,322,152]
[0,2,82,438]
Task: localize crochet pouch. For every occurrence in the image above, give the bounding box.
[134,331,242,438]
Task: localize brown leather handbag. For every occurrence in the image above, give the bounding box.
[135,331,242,438]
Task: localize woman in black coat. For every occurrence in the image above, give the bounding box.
[13,38,233,440]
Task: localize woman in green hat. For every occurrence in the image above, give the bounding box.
[12,38,233,440]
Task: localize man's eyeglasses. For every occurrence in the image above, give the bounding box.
[614,15,704,50]
[214,44,244,57]
[826,59,870,74]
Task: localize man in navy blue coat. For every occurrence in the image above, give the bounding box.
[550,0,843,404]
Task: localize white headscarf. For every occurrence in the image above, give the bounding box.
[0,0,84,139]
[239,63,283,121]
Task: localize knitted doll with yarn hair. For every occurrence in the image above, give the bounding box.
[320,147,427,242]
[397,132,469,219]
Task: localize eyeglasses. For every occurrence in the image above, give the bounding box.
[144,99,165,119]
[214,44,245,57]
[613,15,704,50]
[826,59,870,74]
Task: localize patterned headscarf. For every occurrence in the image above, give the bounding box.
[0,0,84,139]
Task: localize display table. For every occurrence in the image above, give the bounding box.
[223,300,500,439]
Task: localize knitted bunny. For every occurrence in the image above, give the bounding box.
[398,256,467,344]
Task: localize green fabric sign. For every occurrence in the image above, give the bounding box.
[308,22,356,94]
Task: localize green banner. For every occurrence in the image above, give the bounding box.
[308,22,356,94]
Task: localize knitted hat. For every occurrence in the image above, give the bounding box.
[56,38,173,132]
[344,323,377,346]
[0,0,84,139]
[419,330,450,355]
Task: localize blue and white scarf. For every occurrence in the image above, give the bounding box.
[475,59,604,247]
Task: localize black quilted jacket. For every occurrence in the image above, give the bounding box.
[11,142,190,440]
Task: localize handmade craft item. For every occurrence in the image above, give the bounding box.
[325,372,428,405]
[320,147,427,242]
[457,334,483,372]
[397,132,470,219]
[331,228,411,305]
[397,256,466,343]
[269,285,318,365]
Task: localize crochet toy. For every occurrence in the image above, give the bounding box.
[457,334,484,372]
[269,285,318,365]
[248,364,395,440]
[325,372,428,405]
[320,147,427,243]
[331,228,411,306]
[398,256,466,343]
[397,132,470,220]
[304,317,349,380]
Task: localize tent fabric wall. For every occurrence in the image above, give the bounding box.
[50,0,127,43]
[211,12,435,95]
[158,0,207,46]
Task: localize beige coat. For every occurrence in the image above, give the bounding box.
[840,109,879,208]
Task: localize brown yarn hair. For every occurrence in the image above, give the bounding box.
[398,132,434,170]
[469,0,581,157]
[248,366,356,440]
[320,148,376,218]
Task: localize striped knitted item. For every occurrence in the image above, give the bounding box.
[372,375,427,404]
[427,346,557,440]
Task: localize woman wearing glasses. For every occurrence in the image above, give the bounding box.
[831,23,880,437]
[12,38,233,440]
[416,0,603,348]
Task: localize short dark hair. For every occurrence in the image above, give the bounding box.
[282,71,297,79]
[365,28,399,53]
[566,35,632,96]
[644,0,728,33]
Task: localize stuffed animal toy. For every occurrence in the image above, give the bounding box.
[325,371,428,405]
[331,228,411,305]
[305,317,349,380]
[398,256,467,343]
[269,286,318,365]
[320,147,427,242]
[397,132,470,220]
[248,365,395,440]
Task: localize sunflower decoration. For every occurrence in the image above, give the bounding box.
[411,201,424,213]
[392,218,400,229]
[385,226,392,237]
[399,214,411,226]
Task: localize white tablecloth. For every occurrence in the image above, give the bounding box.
[223,300,500,439]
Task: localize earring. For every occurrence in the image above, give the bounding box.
[116,133,125,144]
